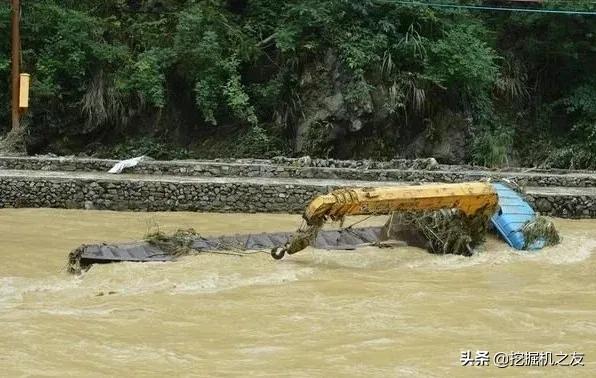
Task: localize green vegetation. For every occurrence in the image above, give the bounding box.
[0,1,594,168]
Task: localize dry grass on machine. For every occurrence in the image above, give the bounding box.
[521,216,560,248]
[381,209,492,256]
[144,228,200,256]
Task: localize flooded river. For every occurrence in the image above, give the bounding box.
[1,209,595,376]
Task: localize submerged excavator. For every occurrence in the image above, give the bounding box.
[270,182,499,259]
[68,181,559,274]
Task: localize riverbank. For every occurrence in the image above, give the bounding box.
[1,156,595,218]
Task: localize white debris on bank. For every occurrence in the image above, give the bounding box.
[108,156,152,174]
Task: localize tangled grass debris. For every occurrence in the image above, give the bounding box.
[279,208,494,258]
[383,209,493,256]
[144,228,201,256]
[522,216,560,249]
[67,246,86,275]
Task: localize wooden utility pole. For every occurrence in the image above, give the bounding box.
[11,0,21,131]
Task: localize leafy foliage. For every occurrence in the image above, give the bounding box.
[427,23,499,99]
[0,0,593,168]
[471,125,513,168]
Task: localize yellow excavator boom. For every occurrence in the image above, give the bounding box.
[271,182,498,259]
[304,182,498,224]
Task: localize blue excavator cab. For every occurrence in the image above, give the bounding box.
[490,183,546,250]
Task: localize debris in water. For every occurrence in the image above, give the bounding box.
[382,209,492,256]
[144,228,201,256]
[273,206,494,259]
[522,215,560,249]
[67,246,86,275]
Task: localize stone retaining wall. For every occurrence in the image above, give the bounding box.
[1,174,594,218]
[0,175,322,213]
[0,156,440,171]
[1,156,595,188]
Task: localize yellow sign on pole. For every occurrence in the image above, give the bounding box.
[19,73,30,110]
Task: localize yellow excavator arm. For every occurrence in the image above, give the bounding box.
[304,183,498,223]
[271,182,498,259]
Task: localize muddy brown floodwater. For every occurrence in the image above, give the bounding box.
[0,209,595,377]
